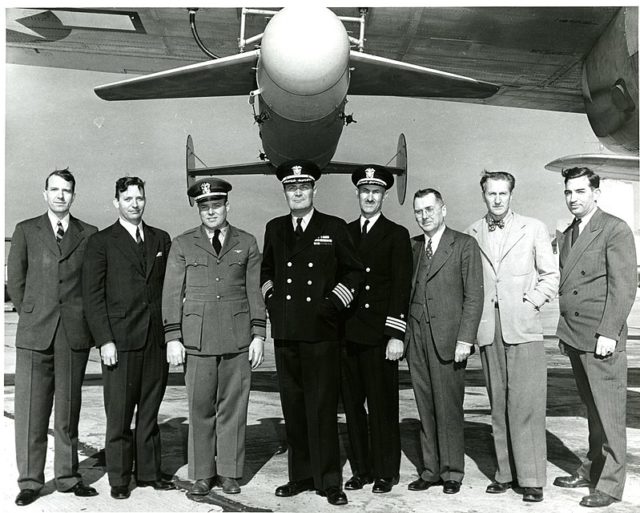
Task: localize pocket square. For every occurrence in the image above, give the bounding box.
[156,251,163,257]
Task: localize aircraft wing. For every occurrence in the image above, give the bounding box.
[349,51,498,99]
[95,50,259,100]
[545,154,640,182]
[6,6,622,113]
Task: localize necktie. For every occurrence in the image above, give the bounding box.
[362,219,369,236]
[135,226,143,245]
[571,218,581,246]
[295,218,303,238]
[487,217,505,231]
[56,221,64,244]
[425,238,433,259]
[212,229,222,254]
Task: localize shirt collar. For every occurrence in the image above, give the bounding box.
[47,210,70,232]
[119,218,144,241]
[577,206,597,232]
[203,223,229,239]
[425,223,446,251]
[292,208,314,230]
[360,212,381,230]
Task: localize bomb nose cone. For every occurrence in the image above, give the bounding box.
[260,6,350,96]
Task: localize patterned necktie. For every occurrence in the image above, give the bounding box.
[295,218,303,238]
[135,226,143,245]
[571,218,581,246]
[212,229,222,254]
[487,216,505,231]
[362,219,369,236]
[425,238,433,259]
[56,221,64,244]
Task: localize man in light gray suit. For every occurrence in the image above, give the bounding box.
[553,167,636,508]
[7,169,98,506]
[466,171,558,503]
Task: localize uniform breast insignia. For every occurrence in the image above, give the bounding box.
[314,235,333,246]
[234,249,243,253]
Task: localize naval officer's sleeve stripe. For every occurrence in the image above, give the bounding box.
[385,317,407,332]
[251,319,266,328]
[332,282,353,307]
[261,280,274,298]
[164,322,181,334]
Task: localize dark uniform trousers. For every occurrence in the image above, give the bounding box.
[15,323,89,491]
[407,252,466,483]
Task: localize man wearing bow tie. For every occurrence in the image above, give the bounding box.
[553,167,636,508]
[162,178,265,496]
[466,171,558,503]
[7,169,98,506]
[406,188,483,495]
[83,176,174,499]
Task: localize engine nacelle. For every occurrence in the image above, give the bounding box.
[582,7,638,154]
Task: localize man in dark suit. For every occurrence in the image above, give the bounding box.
[7,169,99,506]
[83,176,174,500]
[553,167,637,508]
[406,188,483,495]
[341,165,412,494]
[466,171,558,503]
[261,160,364,506]
[162,178,266,496]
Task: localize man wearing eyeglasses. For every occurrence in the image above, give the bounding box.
[261,160,364,506]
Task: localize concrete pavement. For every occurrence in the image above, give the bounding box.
[2,298,640,513]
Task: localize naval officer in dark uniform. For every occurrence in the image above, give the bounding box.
[261,160,364,506]
[341,166,413,494]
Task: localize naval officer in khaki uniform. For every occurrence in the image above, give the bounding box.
[163,178,266,496]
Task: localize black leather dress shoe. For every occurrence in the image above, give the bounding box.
[344,475,372,490]
[110,485,130,499]
[408,477,443,491]
[218,476,241,494]
[372,478,394,493]
[61,482,99,497]
[15,489,39,506]
[443,480,461,494]
[580,491,617,508]
[137,478,176,490]
[317,487,348,506]
[275,478,315,497]
[190,477,214,496]
[523,487,544,502]
[553,474,590,488]
[486,481,513,494]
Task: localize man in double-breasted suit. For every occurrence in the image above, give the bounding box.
[83,176,174,500]
[7,169,98,506]
[553,167,637,508]
[163,178,265,496]
[406,188,483,495]
[341,165,412,494]
[466,171,558,503]
[261,160,364,506]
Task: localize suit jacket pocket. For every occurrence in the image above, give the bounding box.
[186,256,209,287]
[233,300,251,351]
[182,301,203,350]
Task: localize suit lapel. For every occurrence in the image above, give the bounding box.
[218,225,240,259]
[499,215,526,263]
[111,221,145,276]
[36,213,60,256]
[559,209,603,288]
[427,227,454,280]
[194,225,219,258]
[59,216,84,259]
[411,235,425,288]
[470,220,496,275]
[143,225,161,278]
[289,211,323,258]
